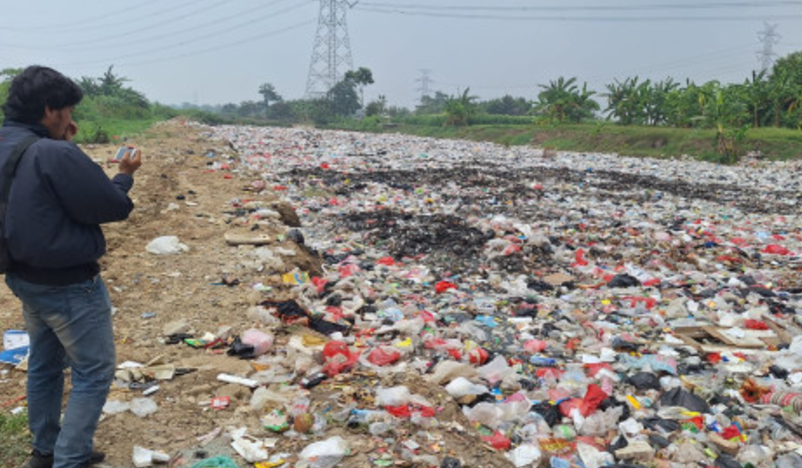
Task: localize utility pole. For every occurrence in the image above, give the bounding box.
[305,1,358,98]
[416,69,433,102]
[757,22,780,73]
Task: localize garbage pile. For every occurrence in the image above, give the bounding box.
[173,125,802,468]
[74,125,802,467]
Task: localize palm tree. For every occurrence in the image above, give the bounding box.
[444,88,478,126]
[742,70,770,128]
[536,77,599,123]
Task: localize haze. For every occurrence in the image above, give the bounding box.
[3,0,802,109]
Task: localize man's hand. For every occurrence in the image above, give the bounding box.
[63,120,78,141]
[118,148,142,176]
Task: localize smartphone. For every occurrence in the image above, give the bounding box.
[114,147,137,161]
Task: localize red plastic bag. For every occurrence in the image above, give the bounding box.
[385,404,411,418]
[572,249,589,267]
[523,340,548,353]
[481,431,511,451]
[585,363,613,378]
[311,276,328,294]
[322,341,360,376]
[367,347,401,366]
[376,256,396,266]
[721,425,742,440]
[559,398,583,417]
[468,347,489,365]
[435,281,458,294]
[744,319,769,331]
[338,264,360,277]
[580,384,609,417]
[762,244,791,255]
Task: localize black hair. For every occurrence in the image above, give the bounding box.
[2,66,83,124]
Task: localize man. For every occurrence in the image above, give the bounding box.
[0,66,142,468]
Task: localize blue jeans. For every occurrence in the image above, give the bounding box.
[6,274,116,468]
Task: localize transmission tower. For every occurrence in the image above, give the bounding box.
[305,1,358,98]
[757,22,780,73]
[416,69,434,102]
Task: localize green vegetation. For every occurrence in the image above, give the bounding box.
[0,411,31,467]
[0,66,178,144]
[375,122,802,163]
[3,54,802,164]
[71,67,178,143]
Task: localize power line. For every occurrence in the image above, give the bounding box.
[355,6,802,21]
[360,1,802,12]
[52,19,315,70]
[46,0,300,52]
[0,0,222,33]
[42,2,313,67]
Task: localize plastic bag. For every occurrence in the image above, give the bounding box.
[627,372,660,391]
[531,402,561,427]
[507,443,541,467]
[479,355,513,384]
[659,387,711,413]
[481,431,511,451]
[322,341,360,376]
[241,329,274,356]
[130,398,158,418]
[297,436,348,468]
[427,361,479,385]
[580,384,608,416]
[375,386,411,406]
[445,377,489,398]
[367,347,401,366]
[146,236,188,255]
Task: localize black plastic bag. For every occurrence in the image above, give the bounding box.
[607,435,628,453]
[531,402,561,427]
[607,274,641,288]
[659,387,711,413]
[628,372,661,391]
[715,454,743,468]
[227,337,255,360]
[648,434,671,449]
[640,417,681,433]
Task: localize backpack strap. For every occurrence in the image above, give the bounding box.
[0,135,40,203]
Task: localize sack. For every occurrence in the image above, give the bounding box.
[0,135,40,273]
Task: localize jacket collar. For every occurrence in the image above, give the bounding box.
[2,120,50,138]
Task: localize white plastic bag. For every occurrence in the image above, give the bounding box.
[130,398,158,418]
[297,436,349,468]
[507,443,542,467]
[146,236,188,255]
[445,377,489,398]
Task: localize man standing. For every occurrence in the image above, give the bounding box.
[0,66,141,468]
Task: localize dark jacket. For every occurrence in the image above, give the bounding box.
[0,120,134,285]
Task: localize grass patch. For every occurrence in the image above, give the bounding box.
[75,117,165,145]
[0,411,31,467]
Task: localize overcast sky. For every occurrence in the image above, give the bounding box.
[3,0,802,109]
